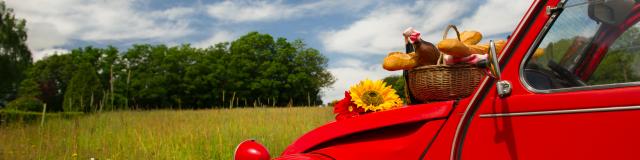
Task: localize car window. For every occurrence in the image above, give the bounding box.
[589,23,640,85]
[522,0,640,91]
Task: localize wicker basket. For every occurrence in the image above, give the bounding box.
[407,25,484,102]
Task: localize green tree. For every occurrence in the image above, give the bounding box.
[18,54,75,111]
[13,31,334,111]
[123,44,163,107]
[289,39,335,106]
[63,62,102,112]
[382,75,406,100]
[0,1,31,102]
[226,32,335,106]
[589,27,640,84]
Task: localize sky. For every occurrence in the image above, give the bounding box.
[5,0,532,103]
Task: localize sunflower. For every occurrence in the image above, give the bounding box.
[349,79,403,112]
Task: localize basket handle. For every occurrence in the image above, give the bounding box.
[442,24,461,41]
[437,25,461,65]
[436,51,445,65]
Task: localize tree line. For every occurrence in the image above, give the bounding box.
[16,32,334,112]
[1,2,335,112]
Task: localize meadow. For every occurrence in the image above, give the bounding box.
[0,107,334,159]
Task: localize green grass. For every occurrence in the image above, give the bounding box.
[0,107,334,159]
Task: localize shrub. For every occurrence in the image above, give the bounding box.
[7,96,44,112]
[0,109,83,123]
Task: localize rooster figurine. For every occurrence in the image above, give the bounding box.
[382,27,439,71]
[405,27,440,66]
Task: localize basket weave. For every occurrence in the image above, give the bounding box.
[407,25,484,102]
[408,64,483,101]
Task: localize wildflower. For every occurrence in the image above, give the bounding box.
[350,79,403,112]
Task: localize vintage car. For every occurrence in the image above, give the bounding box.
[236,0,640,159]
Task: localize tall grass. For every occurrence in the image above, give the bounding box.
[0,107,334,159]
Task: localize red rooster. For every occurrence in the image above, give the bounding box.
[403,27,440,66]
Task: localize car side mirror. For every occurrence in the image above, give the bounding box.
[487,40,501,79]
[588,0,634,25]
[487,40,511,97]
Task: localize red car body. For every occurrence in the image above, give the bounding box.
[239,0,640,159]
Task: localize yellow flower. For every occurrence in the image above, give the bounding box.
[349,79,403,112]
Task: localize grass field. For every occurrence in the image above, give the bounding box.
[0,107,334,159]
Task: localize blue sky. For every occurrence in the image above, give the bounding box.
[6,0,531,103]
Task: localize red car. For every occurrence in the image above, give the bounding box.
[237,0,640,159]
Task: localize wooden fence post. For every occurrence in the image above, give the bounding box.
[90,93,94,112]
[230,92,236,108]
[110,64,114,108]
[40,103,47,128]
[307,92,311,107]
[222,90,225,107]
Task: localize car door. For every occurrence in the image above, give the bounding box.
[458,0,640,159]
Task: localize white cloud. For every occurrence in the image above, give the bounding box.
[322,58,401,103]
[193,31,236,48]
[460,0,531,36]
[32,48,70,61]
[24,22,68,50]
[206,0,372,23]
[206,1,286,23]
[334,58,368,68]
[5,0,196,54]
[320,1,474,55]
[320,8,416,55]
[153,7,196,20]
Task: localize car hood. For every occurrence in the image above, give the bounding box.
[281,100,455,155]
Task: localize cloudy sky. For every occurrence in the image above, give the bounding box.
[5,0,531,103]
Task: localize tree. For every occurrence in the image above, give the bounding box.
[226,32,335,106]
[123,44,171,108]
[13,31,335,111]
[589,27,640,84]
[382,75,406,100]
[63,62,102,112]
[289,39,335,106]
[20,54,75,111]
[0,1,31,102]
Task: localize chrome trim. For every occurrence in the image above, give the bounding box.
[526,82,640,93]
[449,1,542,159]
[479,105,640,118]
[496,80,512,97]
[519,0,640,94]
[545,1,565,15]
[450,77,489,160]
[519,1,562,93]
[488,40,502,79]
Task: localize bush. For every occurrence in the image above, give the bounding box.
[7,96,44,112]
[0,109,83,123]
